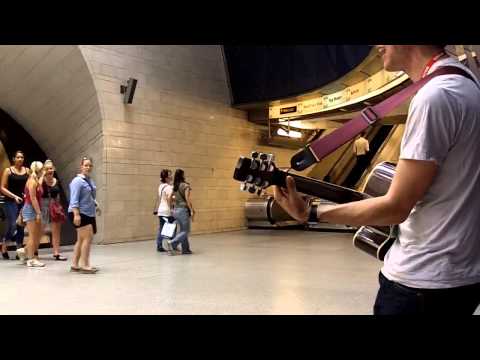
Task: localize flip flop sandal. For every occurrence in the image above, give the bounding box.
[54,255,68,261]
[79,267,98,274]
[70,266,81,272]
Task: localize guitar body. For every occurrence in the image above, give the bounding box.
[233,153,398,261]
[353,225,396,261]
[352,161,397,261]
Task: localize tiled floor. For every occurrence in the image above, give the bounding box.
[0,229,478,315]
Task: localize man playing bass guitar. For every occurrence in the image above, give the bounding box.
[274,45,480,315]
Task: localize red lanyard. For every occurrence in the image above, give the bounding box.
[422,51,446,78]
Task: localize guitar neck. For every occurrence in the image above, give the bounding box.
[272,169,368,204]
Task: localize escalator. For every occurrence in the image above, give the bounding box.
[341,125,393,188]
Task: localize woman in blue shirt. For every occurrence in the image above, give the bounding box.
[68,157,101,274]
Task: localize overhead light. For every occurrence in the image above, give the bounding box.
[277,128,302,138]
[278,116,299,123]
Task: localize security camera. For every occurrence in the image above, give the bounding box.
[120,78,138,104]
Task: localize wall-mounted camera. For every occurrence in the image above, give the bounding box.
[120,78,138,104]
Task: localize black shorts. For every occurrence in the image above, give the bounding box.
[68,212,97,234]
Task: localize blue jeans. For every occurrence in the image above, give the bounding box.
[2,201,25,248]
[373,271,480,315]
[170,208,191,253]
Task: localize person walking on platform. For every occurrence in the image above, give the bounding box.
[164,169,195,255]
[16,161,45,267]
[68,157,101,274]
[155,169,173,253]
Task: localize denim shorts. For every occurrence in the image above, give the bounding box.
[22,203,39,223]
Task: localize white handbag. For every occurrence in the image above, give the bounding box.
[161,218,177,239]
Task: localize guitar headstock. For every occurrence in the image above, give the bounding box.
[233,151,277,196]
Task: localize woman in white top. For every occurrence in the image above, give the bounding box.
[155,169,173,252]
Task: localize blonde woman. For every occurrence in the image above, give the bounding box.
[41,160,67,261]
[67,157,100,274]
[16,161,45,267]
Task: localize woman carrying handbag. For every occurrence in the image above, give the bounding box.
[41,160,67,261]
[154,169,173,253]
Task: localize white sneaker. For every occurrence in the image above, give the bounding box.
[163,239,176,256]
[27,259,45,268]
[16,248,26,264]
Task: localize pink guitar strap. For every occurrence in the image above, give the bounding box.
[290,66,477,171]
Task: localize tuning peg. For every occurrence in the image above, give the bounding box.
[256,188,263,196]
[246,174,254,183]
[248,184,257,194]
[259,153,268,160]
[262,180,270,188]
[254,177,262,186]
[251,151,259,159]
[240,182,248,191]
[266,154,275,162]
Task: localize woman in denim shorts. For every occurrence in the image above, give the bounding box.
[16,161,45,267]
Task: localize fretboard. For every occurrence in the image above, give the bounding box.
[272,170,368,204]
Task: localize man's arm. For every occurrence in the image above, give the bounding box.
[319,158,437,226]
[185,187,195,221]
[274,159,438,226]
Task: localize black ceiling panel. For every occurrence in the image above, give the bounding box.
[223,45,372,105]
